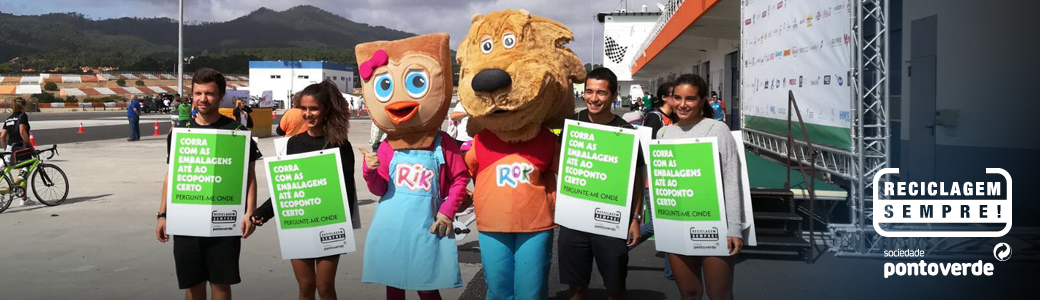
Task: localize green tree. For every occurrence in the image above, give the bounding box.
[117,79,126,87]
[135,80,145,86]
[30,92,61,103]
[44,82,59,91]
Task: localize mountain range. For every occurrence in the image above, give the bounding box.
[0,5,416,73]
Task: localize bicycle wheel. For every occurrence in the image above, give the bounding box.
[0,175,13,213]
[32,163,69,206]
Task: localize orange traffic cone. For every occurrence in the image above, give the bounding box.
[29,132,36,147]
[77,123,84,134]
[153,119,160,136]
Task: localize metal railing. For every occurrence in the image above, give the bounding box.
[743,128,854,181]
[782,90,827,263]
[738,0,891,258]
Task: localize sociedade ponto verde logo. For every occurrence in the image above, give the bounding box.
[872,168,1012,237]
[994,243,1011,262]
[210,209,238,232]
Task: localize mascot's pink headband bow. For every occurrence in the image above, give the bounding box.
[359,50,389,80]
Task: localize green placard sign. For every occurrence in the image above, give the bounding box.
[268,151,347,230]
[648,141,721,221]
[559,123,637,207]
[169,131,247,205]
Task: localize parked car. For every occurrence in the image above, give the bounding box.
[140,96,162,114]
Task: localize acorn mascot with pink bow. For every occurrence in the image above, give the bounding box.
[356,33,470,300]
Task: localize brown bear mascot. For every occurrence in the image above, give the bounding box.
[456,9,584,300]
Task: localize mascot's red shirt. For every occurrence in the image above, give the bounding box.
[465,128,559,233]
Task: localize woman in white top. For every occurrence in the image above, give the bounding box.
[657,74,743,300]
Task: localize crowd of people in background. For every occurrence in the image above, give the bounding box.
[628,87,727,127]
[125,91,262,142]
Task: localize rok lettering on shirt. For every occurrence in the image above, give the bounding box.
[496,162,534,188]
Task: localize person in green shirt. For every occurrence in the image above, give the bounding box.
[642,94,653,111]
[176,94,192,127]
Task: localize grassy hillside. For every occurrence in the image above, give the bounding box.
[0,5,415,73]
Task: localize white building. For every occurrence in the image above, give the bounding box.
[628,0,741,125]
[596,10,661,101]
[248,61,355,108]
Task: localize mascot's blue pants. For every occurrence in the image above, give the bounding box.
[478,230,553,300]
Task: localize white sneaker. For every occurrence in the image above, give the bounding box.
[20,199,34,206]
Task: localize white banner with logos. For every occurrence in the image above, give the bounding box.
[741,0,853,149]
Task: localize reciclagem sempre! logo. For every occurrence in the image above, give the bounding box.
[872,168,1012,237]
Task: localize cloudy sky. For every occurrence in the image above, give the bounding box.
[0,0,666,64]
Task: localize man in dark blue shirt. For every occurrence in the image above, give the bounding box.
[127,97,141,141]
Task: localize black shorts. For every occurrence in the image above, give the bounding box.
[173,236,242,289]
[558,226,629,292]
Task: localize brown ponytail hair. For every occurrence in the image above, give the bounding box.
[12,97,27,113]
[299,81,351,146]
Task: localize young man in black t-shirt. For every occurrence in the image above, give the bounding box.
[155,68,262,300]
[558,68,644,300]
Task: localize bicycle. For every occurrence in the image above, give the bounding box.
[452,192,476,241]
[453,206,476,241]
[0,145,69,214]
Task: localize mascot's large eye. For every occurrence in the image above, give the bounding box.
[373,73,393,102]
[480,38,493,54]
[404,69,429,98]
[502,33,516,49]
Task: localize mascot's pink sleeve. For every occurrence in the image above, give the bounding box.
[362,131,470,217]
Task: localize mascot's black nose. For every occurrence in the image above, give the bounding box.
[471,69,512,93]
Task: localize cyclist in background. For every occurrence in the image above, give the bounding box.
[0,97,32,205]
